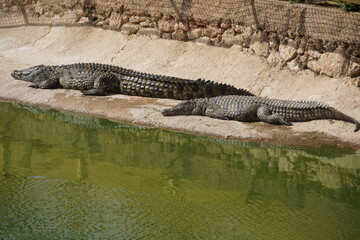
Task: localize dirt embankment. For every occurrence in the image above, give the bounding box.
[0,26,359,148]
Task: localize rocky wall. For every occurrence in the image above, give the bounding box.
[1,0,359,78]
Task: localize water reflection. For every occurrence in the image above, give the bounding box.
[0,101,359,239]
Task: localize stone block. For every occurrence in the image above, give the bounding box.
[308,50,321,59]
[348,58,360,77]
[318,52,349,77]
[221,29,235,46]
[158,20,175,33]
[121,23,140,35]
[267,51,281,65]
[137,28,161,38]
[204,26,223,38]
[307,60,321,74]
[172,29,188,41]
[250,41,269,57]
[196,37,211,45]
[287,59,300,71]
[161,33,172,40]
[129,16,147,23]
[279,44,297,62]
[187,28,203,40]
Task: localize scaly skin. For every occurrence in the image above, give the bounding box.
[11,63,254,99]
[162,95,360,132]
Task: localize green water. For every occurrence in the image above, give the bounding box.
[0,101,359,240]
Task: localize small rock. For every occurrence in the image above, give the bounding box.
[140,21,154,28]
[161,33,172,40]
[279,44,297,62]
[269,34,279,50]
[187,28,203,40]
[250,41,269,57]
[307,50,321,59]
[120,23,140,35]
[318,52,349,77]
[307,60,321,74]
[221,29,235,46]
[196,37,211,45]
[179,21,190,31]
[129,16,147,23]
[204,26,223,38]
[233,34,244,46]
[298,55,308,66]
[220,21,231,29]
[121,16,129,24]
[287,59,300,71]
[325,41,337,52]
[109,12,122,29]
[137,28,161,38]
[267,51,281,65]
[172,29,188,41]
[234,25,244,33]
[348,58,360,77]
[195,19,208,27]
[158,20,175,33]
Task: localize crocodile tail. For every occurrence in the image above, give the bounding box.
[330,107,360,132]
[217,82,254,96]
[232,85,254,96]
[196,79,254,98]
[355,121,360,132]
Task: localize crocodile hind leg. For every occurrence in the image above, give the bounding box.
[257,105,293,126]
[81,72,119,96]
[29,76,60,89]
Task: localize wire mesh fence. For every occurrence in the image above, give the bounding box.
[0,0,359,43]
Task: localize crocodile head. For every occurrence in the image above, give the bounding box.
[161,100,198,116]
[11,65,49,82]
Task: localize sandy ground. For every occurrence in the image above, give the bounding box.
[0,26,359,148]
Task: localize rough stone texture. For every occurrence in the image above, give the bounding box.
[178,21,190,31]
[204,26,223,38]
[348,58,360,77]
[279,44,297,62]
[250,42,269,57]
[221,29,235,46]
[121,23,140,35]
[129,16,147,24]
[241,27,253,48]
[158,20,175,33]
[187,28,203,40]
[108,12,123,29]
[172,29,187,41]
[161,33,172,39]
[287,59,300,71]
[267,51,282,65]
[308,50,322,60]
[318,52,349,77]
[196,37,211,45]
[233,35,244,46]
[137,28,161,38]
[307,60,321,74]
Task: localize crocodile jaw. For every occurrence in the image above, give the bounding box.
[162,100,197,116]
[11,65,45,82]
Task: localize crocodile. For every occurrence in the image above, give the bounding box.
[11,63,254,99]
[161,95,360,132]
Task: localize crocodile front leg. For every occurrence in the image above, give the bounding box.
[257,105,293,126]
[81,72,120,96]
[29,76,60,89]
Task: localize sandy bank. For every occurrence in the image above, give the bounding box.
[0,26,359,148]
